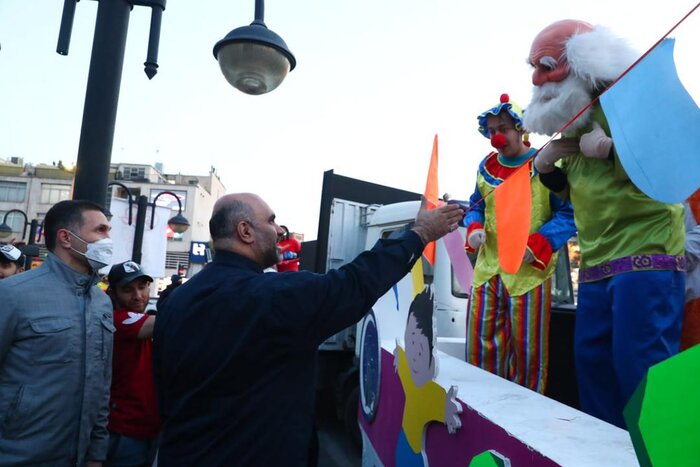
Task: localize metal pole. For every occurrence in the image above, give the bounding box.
[24,219,39,271]
[254,0,265,23]
[132,195,148,264]
[56,0,78,55]
[144,6,163,79]
[72,0,132,207]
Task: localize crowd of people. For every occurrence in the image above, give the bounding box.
[0,196,462,465]
[0,16,697,467]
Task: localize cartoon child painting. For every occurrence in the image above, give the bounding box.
[394,287,463,466]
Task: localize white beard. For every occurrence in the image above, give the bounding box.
[524,74,594,136]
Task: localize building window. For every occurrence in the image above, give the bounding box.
[123,167,146,180]
[0,181,27,202]
[40,184,71,204]
[0,210,26,234]
[113,186,140,200]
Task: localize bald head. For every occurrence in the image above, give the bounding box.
[209,193,284,267]
[529,19,594,86]
[210,193,258,242]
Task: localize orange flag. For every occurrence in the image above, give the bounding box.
[423,135,439,265]
[494,163,531,274]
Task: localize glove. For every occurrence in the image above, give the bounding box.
[534,138,581,174]
[467,229,486,250]
[523,248,535,264]
[579,122,612,159]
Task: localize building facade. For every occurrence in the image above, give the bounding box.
[0,158,225,289]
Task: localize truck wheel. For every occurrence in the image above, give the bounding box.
[343,385,361,450]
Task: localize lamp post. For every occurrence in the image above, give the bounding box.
[0,209,41,270]
[108,182,190,264]
[58,0,295,207]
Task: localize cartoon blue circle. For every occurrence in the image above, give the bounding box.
[360,309,381,422]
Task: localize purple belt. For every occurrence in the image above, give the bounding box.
[579,254,686,283]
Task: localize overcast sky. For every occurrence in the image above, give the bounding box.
[1,0,698,239]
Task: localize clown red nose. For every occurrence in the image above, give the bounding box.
[490,133,507,149]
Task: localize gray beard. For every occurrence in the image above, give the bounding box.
[524,74,594,136]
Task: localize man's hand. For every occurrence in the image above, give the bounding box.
[534,138,581,174]
[579,122,612,159]
[412,197,465,245]
[467,229,486,250]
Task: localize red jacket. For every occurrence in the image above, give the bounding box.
[277,237,301,272]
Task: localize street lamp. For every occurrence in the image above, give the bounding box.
[0,209,41,270]
[57,0,296,207]
[108,182,190,264]
[214,0,296,95]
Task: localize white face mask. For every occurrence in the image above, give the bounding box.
[69,231,114,271]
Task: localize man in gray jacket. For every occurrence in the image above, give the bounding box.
[0,200,114,466]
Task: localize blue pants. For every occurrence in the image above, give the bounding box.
[395,429,425,467]
[575,270,685,428]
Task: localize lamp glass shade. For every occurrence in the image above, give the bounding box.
[0,223,13,239]
[217,41,291,95]
[168,214,190,234]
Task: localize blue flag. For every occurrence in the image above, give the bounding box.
[601,38,700,204]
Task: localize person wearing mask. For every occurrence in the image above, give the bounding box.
[0,200,114,466]
[526,20,686,427]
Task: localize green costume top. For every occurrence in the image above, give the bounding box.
[561,105,685,270]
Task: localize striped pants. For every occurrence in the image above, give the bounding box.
[466,275,551,393]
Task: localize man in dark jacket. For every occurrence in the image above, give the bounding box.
[153,192,463,466]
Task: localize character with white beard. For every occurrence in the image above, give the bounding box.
[525,19,686,428]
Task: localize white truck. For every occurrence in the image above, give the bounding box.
[305,170,638,465]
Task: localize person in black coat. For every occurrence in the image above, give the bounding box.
[153,193,463,466]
